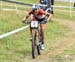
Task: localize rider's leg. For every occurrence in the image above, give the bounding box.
[47,9,53,21]
[40,23,46,50]
[40,23,46,44]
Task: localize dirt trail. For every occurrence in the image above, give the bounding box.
[31,19,75,62]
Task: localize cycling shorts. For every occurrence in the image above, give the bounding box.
[35,17,47,24]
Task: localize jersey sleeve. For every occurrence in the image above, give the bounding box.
[28,10,33,15]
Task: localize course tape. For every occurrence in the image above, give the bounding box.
[1,0,33,6]
[0,25,29,39]
[1,0,75,8]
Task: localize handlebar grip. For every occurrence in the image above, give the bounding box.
[22,20,25,23]
[22,20,31,24]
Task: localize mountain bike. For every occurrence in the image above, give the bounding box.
[25,20,42,58]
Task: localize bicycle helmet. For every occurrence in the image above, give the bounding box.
[32,4,39,11]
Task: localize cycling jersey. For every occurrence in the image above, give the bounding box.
[29,9,45,20]
[28,9,48,24]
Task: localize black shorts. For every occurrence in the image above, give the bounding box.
[35,17,47,24]
[38,19,47,24]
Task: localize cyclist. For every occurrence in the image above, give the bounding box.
[23,4,52,50]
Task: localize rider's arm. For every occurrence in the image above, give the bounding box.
[23,15,29,21]
[22,10,32,23]
[45,12,52,22]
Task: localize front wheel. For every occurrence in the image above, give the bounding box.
[32,31,37,58]
[32,30,41,58]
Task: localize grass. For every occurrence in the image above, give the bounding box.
[0,17,69,62]
[54,8,75,21]
[0,11,70,62]
[53,43,75,62]
[0,1,75,62]
[0,29,31,62]
[16,0,37,3]
[0,10,25,34]
[55,1,73,6]
[0,1,31,11]
[0,2,31,34]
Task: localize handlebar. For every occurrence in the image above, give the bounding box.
[22,20,49,25]
[22,20,31,24]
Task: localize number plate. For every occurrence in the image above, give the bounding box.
[30,21,38,28]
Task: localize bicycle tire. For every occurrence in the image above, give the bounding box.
[39,30,42,50]
[32,31,37,58]
[37,43,41,55]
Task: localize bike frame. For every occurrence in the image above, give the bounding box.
[30,20,41,58]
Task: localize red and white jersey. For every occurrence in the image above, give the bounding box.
[28,9,46,20]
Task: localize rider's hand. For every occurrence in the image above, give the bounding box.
[22,17,26,23]
[22,19,28,24]
[22,20,25,23]
[22,17,27,23]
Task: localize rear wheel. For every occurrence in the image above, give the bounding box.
[37,30,41,55]
[39,31,42,50]
[37,45,41,55]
